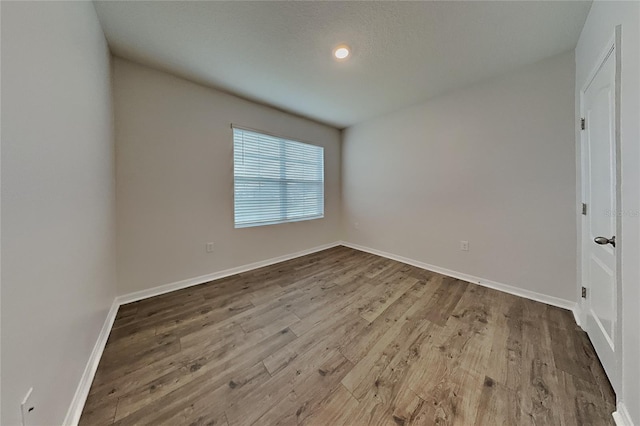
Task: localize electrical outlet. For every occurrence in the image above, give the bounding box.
[21,388,34,426]
[206,242,214,253]
[354,222,360,230]
[460,241,469,251]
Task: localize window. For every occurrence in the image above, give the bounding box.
[233,127,324,228]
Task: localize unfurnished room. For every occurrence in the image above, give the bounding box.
[1,1,639,425]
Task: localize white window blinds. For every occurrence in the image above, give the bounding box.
[233,127,324,228]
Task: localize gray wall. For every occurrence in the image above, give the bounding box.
[114,59,342,294]
[1,2,116,424]
[342,52,577,302]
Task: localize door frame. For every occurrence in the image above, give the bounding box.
[578,25,622,394]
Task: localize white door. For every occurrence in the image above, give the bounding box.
[581,32,620,393]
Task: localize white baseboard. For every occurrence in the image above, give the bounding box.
[65,239,583,425]
[63,299,119,426]
[339,241,577,312]
[116,241,342,305]
[62,241,341,425]
[572,303,584,329]
[613,402,635,426]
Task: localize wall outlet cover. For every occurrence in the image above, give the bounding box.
[21,387,34,426]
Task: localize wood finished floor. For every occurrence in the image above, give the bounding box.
[80,246,615,426]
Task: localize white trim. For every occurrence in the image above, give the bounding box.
[340,241,576,311]
[116,241,340,305]
[63,299,119,426]
[62,241,341,425]
[578,26,623,395]
[613,402,635,426]
[576,31,619,331]
[230,123,323,148]
[581,32,617,95]
[572,304,584,329]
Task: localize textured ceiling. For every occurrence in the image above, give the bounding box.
[94,1,591,128]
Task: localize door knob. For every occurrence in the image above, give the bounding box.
[594,236,616,247]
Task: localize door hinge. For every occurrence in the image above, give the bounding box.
[582,203,587,215]
[581,286,587,298]
[581,118,586,130]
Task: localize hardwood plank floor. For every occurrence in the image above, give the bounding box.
[80,246,615,426]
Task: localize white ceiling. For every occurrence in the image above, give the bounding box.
[94,1,591,129]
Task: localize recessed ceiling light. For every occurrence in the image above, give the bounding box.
[333,45,350,61]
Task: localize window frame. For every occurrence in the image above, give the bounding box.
[232,125,325,229]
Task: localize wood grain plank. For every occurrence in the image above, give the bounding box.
[301,384,361,426]
[79,246,616,426]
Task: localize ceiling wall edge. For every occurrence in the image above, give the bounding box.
[343,48,578,131]
[109,54,345,132]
